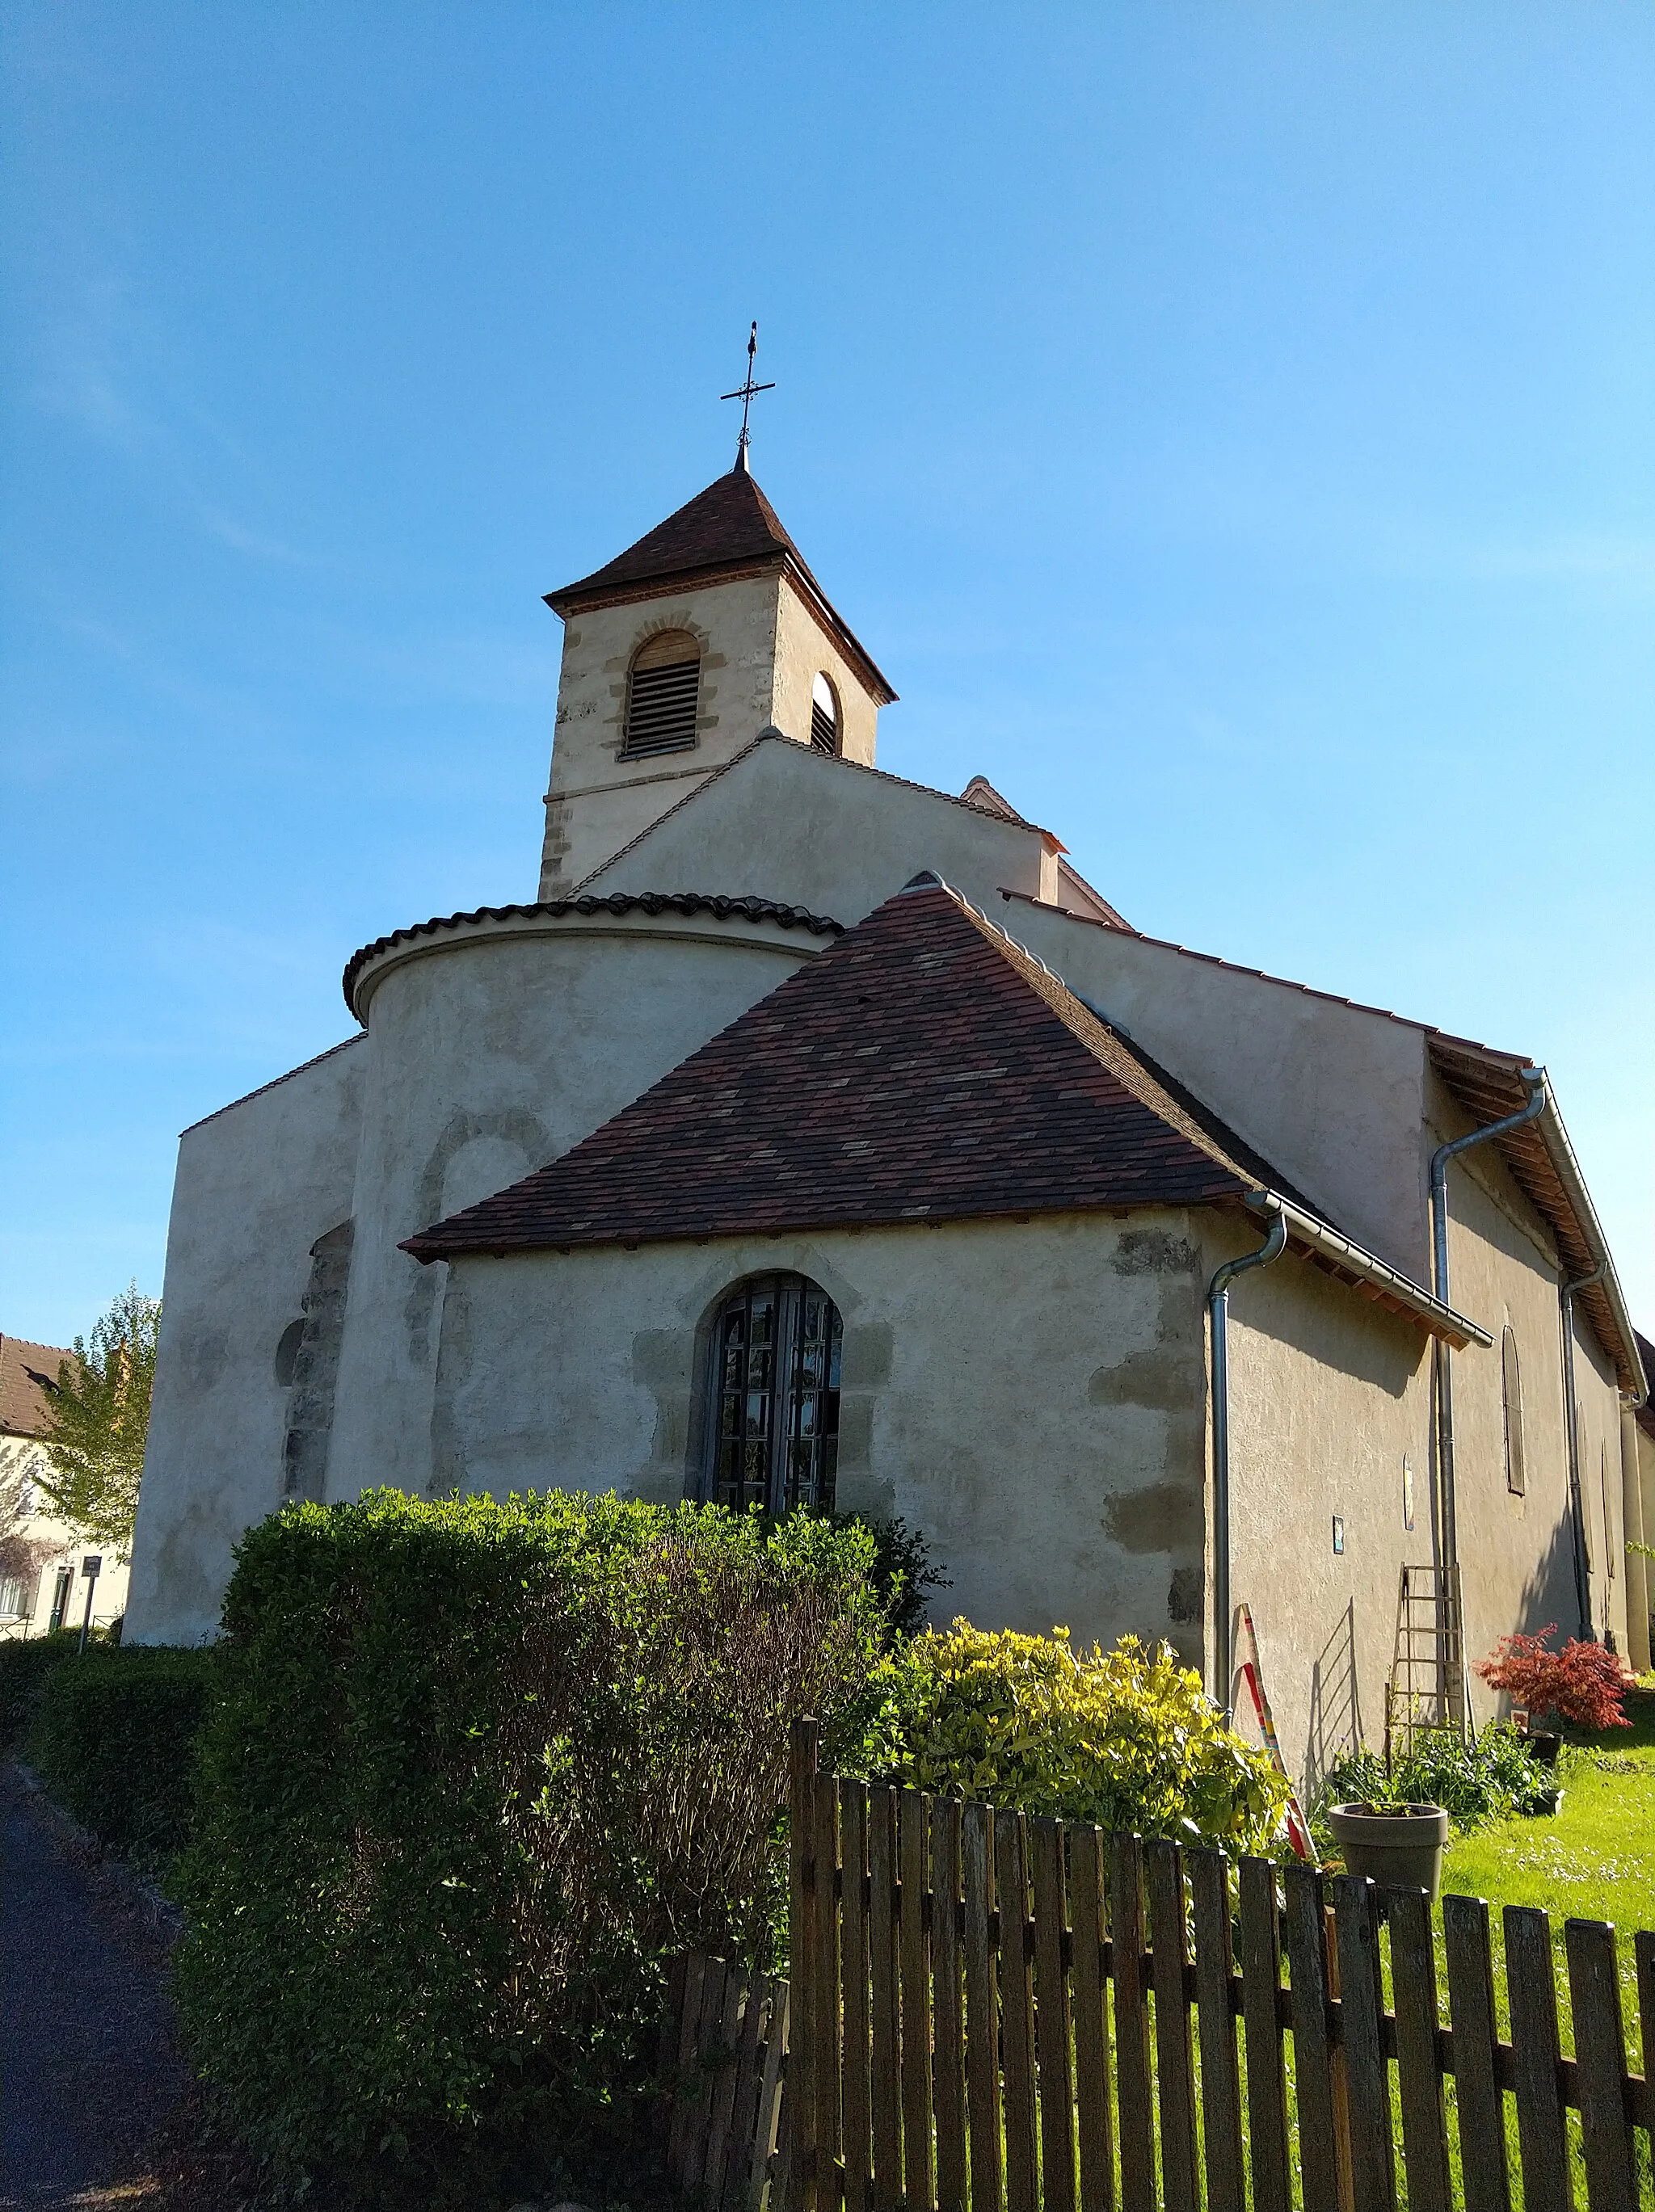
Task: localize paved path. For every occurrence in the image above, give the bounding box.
[0,1766,186,2210]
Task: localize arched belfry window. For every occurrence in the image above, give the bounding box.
[810,672,840,756]
[621,629,701,759]
[705,1273,842,1514]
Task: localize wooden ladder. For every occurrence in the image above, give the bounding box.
[1386,1561,1470,1756]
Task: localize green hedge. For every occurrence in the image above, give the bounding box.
[28,1644,217,1869]
[174,1487,895,2206]
[0,1628,86,1747]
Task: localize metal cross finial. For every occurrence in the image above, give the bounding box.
[721,321,775,473]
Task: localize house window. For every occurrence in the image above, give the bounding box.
[1501,1326,1526,1495]
[0,1576,30,1619]
[705,1273,842,1515]
[810,673,840,756]
[621,630,701,759]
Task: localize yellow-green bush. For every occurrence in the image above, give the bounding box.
[880,1620,1291,1853]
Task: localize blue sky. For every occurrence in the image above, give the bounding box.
[3,2,1652,1348]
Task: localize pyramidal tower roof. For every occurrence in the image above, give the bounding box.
[544,465,896,703]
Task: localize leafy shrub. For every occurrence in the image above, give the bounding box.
[174,1488,896,2206]
[0,1627,95,1746]
[877,1620,1291,1852]
[1317,1724,1552,1836]
[1474,1624,1632,1730]
[28,1644,217,1872]
[831,1511,950,1642]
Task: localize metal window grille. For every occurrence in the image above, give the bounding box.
[707,1273,842,1515]
[622,633,701,759]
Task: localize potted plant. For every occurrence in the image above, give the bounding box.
[1327,1799,1450,1896]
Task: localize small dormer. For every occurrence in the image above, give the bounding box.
[537,464,897,897]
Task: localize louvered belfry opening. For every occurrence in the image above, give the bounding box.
[810,671,840,755]
[621,629,701,759]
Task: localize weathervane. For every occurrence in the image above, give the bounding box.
[721,321,774,473]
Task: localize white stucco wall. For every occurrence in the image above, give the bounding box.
[1210,1141,1627,1782]
[326,906,832,1508]
[583,736,1059,923]
[125,1038,367,1644]
[431,1212,1213,1663]
[1007,900,1431,1280]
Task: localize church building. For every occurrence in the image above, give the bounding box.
[126,443,1652,1783]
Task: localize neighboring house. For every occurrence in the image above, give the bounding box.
[126,448,1648,1784]
[0,1335,129,1639]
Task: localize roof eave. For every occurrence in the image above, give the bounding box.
[1427,1041,1645,1397]
[1244,1189,1492,1350]
[547,547,899,706]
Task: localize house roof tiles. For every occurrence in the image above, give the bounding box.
[403,880,1296,1262]
[544,467,897,702]
[0,1335,73,1440]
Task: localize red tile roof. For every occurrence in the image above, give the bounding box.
[0,1335,73,1439]
[544,467,897,703]
[403,880,1303,1261]
[547,467,802,606]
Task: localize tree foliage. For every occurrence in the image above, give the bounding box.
[34,1283,160,1551]
[1474,1622,1632,1731]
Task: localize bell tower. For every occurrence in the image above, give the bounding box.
[537,461,897,898]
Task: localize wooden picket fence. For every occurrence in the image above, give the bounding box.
[772,1719,1653,2212]
[660,1949,791,2208]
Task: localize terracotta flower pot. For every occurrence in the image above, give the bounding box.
[1327,1802,1450,1898]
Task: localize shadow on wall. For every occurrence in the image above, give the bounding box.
[1303,1599,1363,1794]
[1488,1505,1592,1707]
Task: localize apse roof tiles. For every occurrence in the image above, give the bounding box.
[403,879,1312,1261]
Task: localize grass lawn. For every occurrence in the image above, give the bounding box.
[1438,1689,1655,2059]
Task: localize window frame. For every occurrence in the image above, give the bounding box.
[699,1272,843,1516]
[1501,1324,1527,1496]
[620,629,702,761]
[809,672,841,757]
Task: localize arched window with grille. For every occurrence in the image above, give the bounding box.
[621,629,701,759]
[810,672,840,756]
[704,1272,842,1514]
[1501,1324,1526,1495]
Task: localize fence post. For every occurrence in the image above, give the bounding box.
[788,1718,820,2211]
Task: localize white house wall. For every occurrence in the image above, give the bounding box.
[580,737,1059,917]
[325,910,828,1511]
[1005,900,1432,1282]
[433,1211,1212,1666]
[126,1038,367,1645]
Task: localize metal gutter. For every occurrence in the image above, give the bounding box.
[1560,1261,1606,1638]
[1241,1192,1492,1351]
[1207,1207,1289,1721]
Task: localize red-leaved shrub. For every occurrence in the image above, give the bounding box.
[1474,1624,1632,1730]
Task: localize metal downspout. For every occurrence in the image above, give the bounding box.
[1560,1262,1606,1638]
[1427,1068,1548,1721]
[1207,1198,1289,1721]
